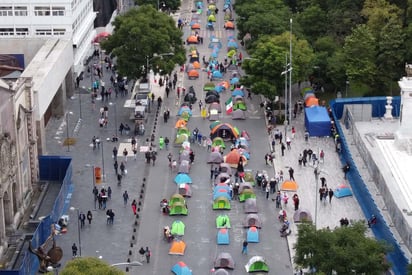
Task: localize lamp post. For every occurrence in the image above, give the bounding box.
[66,111,73,152]
[345,79,350,97]
[288,18,293,126]
[109,102,118,139]
[281,54,291,136]
[101,139,105,182]
[69,207,82,257]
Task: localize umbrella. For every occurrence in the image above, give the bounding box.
[232,89,244,97]
[174,173,193,184]
[187,70,199,79]
[230,77,239,85]
[172,261,192,275]
[93,32,111,43]
[191,23,201,30]
[212,71,223,79]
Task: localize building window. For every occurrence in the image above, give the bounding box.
[0,28,14,35]
[35,29,52,35]
[14,6,28,16]
[0,6,13,16]
[15,28,29,35]
[52,7,65,16]
[53,28,66,35]
[34,6,51,16]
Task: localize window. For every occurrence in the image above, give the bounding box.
[0,6,12,16]
[0,28,14,36]
[53,28,66,35]
[14,6,28,16]
[35,29,52,35]
[52,7,65,16]
[15,28,29,35]
[34,6,50,16]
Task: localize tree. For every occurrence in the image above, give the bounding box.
[59,257,125,275]
[100,5,185,80]
[294,222,391,274]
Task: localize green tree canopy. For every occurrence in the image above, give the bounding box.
[59,257,125,275]
[100,5,185,80]
[294,222,390,274]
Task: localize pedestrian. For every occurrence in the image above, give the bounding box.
[117,173,122,185]
[163,110,168,123]
[293,194,300,210]
[242,240,248,254]
[123,191,129,206]
[343,163,350,179]
[319,187,325,202]
[131,199,137,215]
[131,137,137,150]
[87,210,92,224]
[288,167,295,181]
[79,212,86,228]
[145,247,151,263]
[139,247,146,262]
[123,148,128,162]
[120,161,126,175]
[269,177,277,193]
[133,148,137,160]
[189,151,195,164]
[274,191,281,208]
[164,137,170,150]
[282,192,289,207]
[291,127,296,139]
[151,152,157,166]
[286,137,291,150]
[319,149,325,162]
[281,143,286,156]
[328,188,334,203]
[214,167,219,180]
[92,186,98,205]
[112,146,118,159]
[265,184,270,199]
[304,130,309,142]
[107,186,112,200]
[210,166,215,180]
[198,100,203,111]
[159,136,165,150]
[72,243,78,258]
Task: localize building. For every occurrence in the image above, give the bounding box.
[0,0,96,76]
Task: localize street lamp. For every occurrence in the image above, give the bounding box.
[69,207,82,257]
[100,139,106,182]
[281,54,291,136]
[109,102,118,139]
[66,111,73,152]
[288,18,293,126]
[345,79,350,97]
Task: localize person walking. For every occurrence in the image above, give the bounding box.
[79,212,86,228]
[328,188,334,203]
[145,247,151,263]
[123,148,128,162]
[131,199,137,215]
[293,194,300,211]
[107,186,112,200]
[151,153,157,166]
[288,167,295,181]
[72,243,78,258]
[242,240,248,254]
[87,210,93,225]
[281,143,286,156]
[113,160,118,175]
[112,146,118,160]
[198,100,203,111]
[123,191,129,206]
[139,247,146,262]
[265,184,270,199]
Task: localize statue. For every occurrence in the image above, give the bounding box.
[405,63,412,77]
[28,224,63,273]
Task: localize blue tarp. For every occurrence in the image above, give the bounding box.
[247,227,259,243]
[217,228,230,244]
[304,106,331,137]
[334,186,353,198]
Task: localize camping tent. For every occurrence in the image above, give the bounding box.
[209,108,219,121]
[171,220,185,236]
[178,160,190,174]
[280,180,299,191]
[219,163,232,175]
[245,256,269,273]
[214,172,231,185]
[217,228,230,244]
[213,189,231,201]
[169,202,188,216]
[178,183,192,197]
[169,240,187,255]
[216,214,231,228]
[247,226,259,243]
[210,123,240,140]
[213,196,231,210]
[212,137,226,149]
[244,198,258,213]
[224,149,242,167]
[177,126,190,136]
[169,194,185,206]
[293,209,313,223]
[171,261,192,275]
[213,269,229,275]
[174,173,192,184]
[209,102,222,113]
[239,182,253,193]
[243,214,262,228]
[214,252,235,269]
[239,189,256,202]
[304,106,331,137]
[233,101,247,111]
[208,151,224,164]
[232,109,246,120]
[334,184,353,198]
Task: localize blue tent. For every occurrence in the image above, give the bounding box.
[227,41,238,49]
[213,190,231,200]
[211,51,218,58]
[247,226,259,243]
[232,89,244,97]
[230,77,239,85]
[172,262,193,275]
[304,106,331,137]
[214,185,230,193]
[174,173,193,184]
[214,85,225,93]
[334,184,353,198]
[241,151,250,160]
[178,107,192,116]
[212,70,223,79]
[209,37,222,49]
[217,228,230,244]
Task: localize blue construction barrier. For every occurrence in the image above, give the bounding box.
[330,98,408,275]
[0,156,73,275]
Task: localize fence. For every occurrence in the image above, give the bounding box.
[330,97,408,275]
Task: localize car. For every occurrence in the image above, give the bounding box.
[134,93,149,110]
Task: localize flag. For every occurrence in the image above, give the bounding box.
[225,97,233,114]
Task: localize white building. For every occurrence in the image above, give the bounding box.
[0,0,96,76]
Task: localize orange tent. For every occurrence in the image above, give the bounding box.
[280,180,299,191]
[305,96,319,107]
[186,35,199,44]
[217,81,230,89]
[192,61,201,69]
[224,21,234,29]
[169,240,186,255]
[191,23,201,30]
[175,119,187,128]
[187,70,199,78]
[224,149,247,168]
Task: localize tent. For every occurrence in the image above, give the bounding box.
[305,96,319,107]
[209,102,222,113]
[224,149,244,167]
[280,180,299,191]
[175,119,187,128]
[224,21,234,29]
[245,256,269,273]
[239,182,253,193]
[184,91,197,103]
[293,209,313,223]
[230,77,239,85]
[210,121,222,130]
[191,23,201,30]
[177,126,190,136]
[211,123,240,140]
[205,94,220,104]
[215,172,231,185]
[218,81,230,90]
[232,89,244,97]
[178,107,192,116]
[244,198,258,213]
[214,85,225,93]
[212,70,223,79]
[206,90,220,98]
[178,183,192,197]
[174,173,192,184]
[233,101,247,111]
[239,189,256,202]
[334,184,353,198]
[227,40,238,49]
[187,69,199,79]
[213,196,231,210]
[171,220,185,236]
[178,160,190,174]
[208,151,224,164]
[232,109,246,120]
[213,269,229,275]
[247,226,259,243]
[208,14,216,22]
[186,35,199,44]
[204,82,216,91]
[214,252,235,269]
[172,261,192,275]
[169,240,186,255]
[304,106,331,137]
[213,189,231,201]
[243,214,262,228]
[212,137,226,149]
[192,61,201,69]
[217,228,230,244]
[216,214,231,228]
[235,137,249,148]
[213,185,230,194]
[219,163,232,175]
[179,150,190,162]
[169,194,185,206]
[175,134,189,146]
[169,202,188,216]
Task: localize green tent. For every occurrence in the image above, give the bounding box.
[213,196,231,210]
[212,137,226,149]
[174,134,188,145]
[208,14,216,22]
[204,82,216,91]
[245,256,269,273]
[181,111,191,121]
[243,172,255,185]
[233,102,247,111]
[171,220,185,236]
[169,202,188,216]
[177,127,190,136]
[216,215,231,228]
[169,194,185,207]
[239,189,256,202]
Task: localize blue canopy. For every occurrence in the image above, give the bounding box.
[227,41,238,49]
[247,227,259,243]
[174,173,193,184]
[214,85,225,93]
[304,106,331,137]
[178,107,192,116]
[231,89,244,97]
[212,70,223,79]
[217,228,230,244]
[171,262,193,275]
[334,185,353,198]
[213,190,231,201]
[230,77,239,85]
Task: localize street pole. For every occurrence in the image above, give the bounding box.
[345,80,349,97]
[314,167,319,229]
[101,140,105,182]
[109,102,118,138]
[66,112,70,152]
[284,54,288,136]
[79,88,83,120]
[289,18,293,127]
